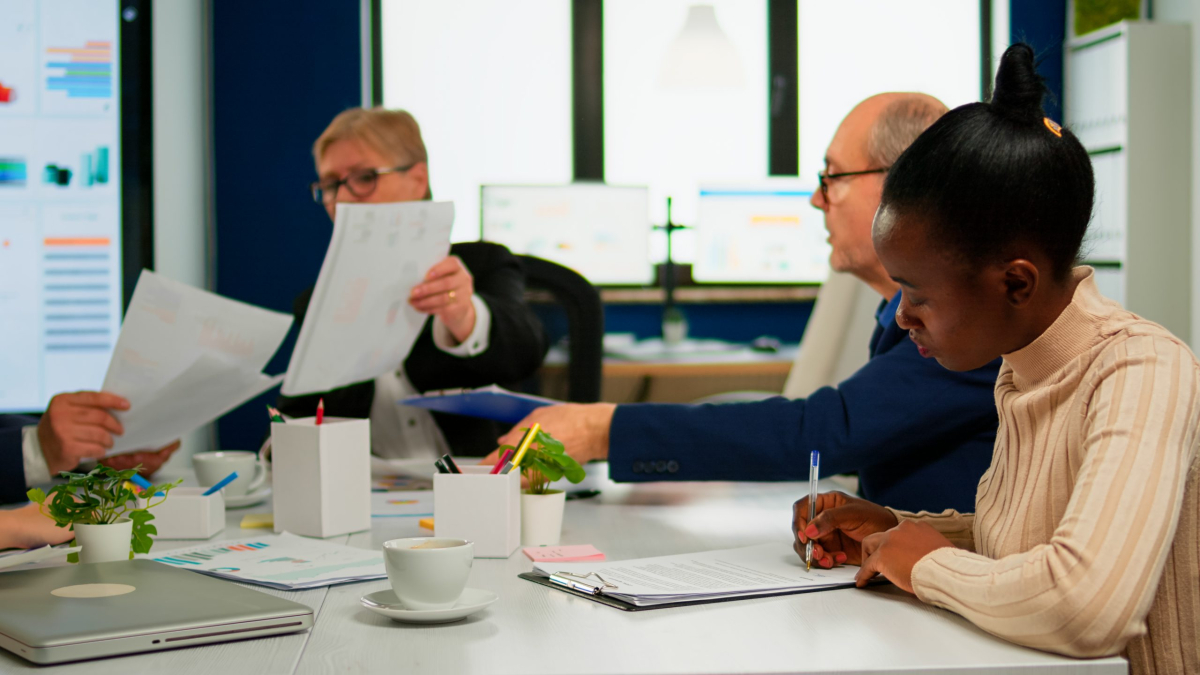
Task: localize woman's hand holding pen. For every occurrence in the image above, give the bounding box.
[792,491,897,568]
[410,255,476,343]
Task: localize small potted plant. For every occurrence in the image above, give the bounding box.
[27,465,181,563]
[504,427,585,546]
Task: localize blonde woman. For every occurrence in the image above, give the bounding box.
[277,108,548,458]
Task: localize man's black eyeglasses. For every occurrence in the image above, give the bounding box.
[816,167,889,201]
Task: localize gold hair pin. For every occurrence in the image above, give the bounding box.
[1043,117,1062,138]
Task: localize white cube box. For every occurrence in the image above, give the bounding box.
[434,465,520,558]
[271,417,371,538]
[138,488,224,540]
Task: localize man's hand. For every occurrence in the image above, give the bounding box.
[0,502,74,550]
[792,491,899,568]
[37,391,129,475]
[855,520,955,593]
[410,255,476,344]
[100,440,182,478]
[483,403,617,466]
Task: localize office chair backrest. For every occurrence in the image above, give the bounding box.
[782,270,878,398]
[518,255,604,403]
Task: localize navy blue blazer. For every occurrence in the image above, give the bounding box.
[1,415,38,505]
[608,293,1001,513]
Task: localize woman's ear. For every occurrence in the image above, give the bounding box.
[1002,259,1039,308]
[407,162,430,201]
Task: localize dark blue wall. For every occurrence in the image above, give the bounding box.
[1010,0,1066,121]
[211,1,363,450]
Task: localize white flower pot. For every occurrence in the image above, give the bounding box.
[73,519,133,563]
[521,490,566,547]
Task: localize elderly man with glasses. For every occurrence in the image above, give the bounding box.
[488,93,1002,514]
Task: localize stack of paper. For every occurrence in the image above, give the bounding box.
[283,201,455,396]
[142,533,384,590]
[101,271,292,454]
[530,542,861,607]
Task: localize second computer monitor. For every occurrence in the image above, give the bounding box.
[692,184,830,284]
[480,183,653,286]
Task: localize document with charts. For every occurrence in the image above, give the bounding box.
[282,201,454,396]
[143,532,385,590]
[101,271,292,454]
[529,541,862,607]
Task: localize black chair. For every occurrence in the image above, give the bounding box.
[518,255,604,403]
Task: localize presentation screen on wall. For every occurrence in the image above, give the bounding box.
[481,184,654,286]
[0,1,124,412]
[692,184,830,284]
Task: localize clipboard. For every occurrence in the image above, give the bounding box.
[399,385,560,424]
[517,572,865,612]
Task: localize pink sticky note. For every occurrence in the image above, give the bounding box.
[522,545,606,562]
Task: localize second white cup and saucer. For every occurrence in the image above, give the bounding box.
[361,537,497,624]
[194,451,271,508]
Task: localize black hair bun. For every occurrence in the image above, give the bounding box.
[990,43,1047,124]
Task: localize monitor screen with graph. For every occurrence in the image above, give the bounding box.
[691,183,830,284]
[0,0,153,412]
[480,183,654,286]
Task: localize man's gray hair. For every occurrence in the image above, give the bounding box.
[866,96,949,168]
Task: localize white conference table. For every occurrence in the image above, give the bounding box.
[1,468,1127,675]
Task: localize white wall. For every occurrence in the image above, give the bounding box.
[152,0,213,461]
[1153,1,1200,352]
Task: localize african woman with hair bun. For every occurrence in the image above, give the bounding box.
[792,44,1199,672]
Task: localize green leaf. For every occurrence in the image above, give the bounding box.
[557,454,586,484]
[26,487,46,504]
[530,456,564,483]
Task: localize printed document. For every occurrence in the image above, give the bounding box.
[282,201,454,396]
[101,271,292,454]
[532,541,861,606]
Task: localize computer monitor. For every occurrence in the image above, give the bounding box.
[691,183,830,284]
[480,183,653,286]
[0,0,153,412]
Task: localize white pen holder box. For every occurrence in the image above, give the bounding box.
[434,465,520,558]
[271,417,371,538]
[137,488,224,540]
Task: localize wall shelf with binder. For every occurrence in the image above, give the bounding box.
[1066,21,1192,343]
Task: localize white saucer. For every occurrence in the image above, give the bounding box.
[223,486,271,509]
[360,588,497,624]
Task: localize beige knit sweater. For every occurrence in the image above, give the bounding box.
[897,268,1200,674]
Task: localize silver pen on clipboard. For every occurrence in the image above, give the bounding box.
[805,450,820,572]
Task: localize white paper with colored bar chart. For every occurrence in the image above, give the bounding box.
[140,532,385,590]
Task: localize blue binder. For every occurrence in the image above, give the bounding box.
[398,385,560,424]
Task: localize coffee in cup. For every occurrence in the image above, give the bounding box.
[382,537,473,610]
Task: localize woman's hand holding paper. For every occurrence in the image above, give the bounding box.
[410,255,476,344]
[792,491,897,568]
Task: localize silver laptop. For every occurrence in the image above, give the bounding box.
[0,559,313,664]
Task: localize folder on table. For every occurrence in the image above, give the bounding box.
[398,385,560,424]
[519,542,872,612]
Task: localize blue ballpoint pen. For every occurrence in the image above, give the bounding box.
[805,450,820,572]
[129,472,164,497]
[202,471,239,496]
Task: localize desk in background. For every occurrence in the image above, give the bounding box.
[2,467,1127,675]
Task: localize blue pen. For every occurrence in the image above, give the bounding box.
[805,450,820,571]
[129,473,164,497]
[202,471,239,496]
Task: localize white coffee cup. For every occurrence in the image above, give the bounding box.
[382,537,473,610]
[193,451,267,497]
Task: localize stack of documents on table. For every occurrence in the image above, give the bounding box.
[528,542,861,607]
[141,533,384,590]
[101,271,292,455]
[282,201,454,396]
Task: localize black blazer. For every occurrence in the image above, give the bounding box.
[276,241,549,456]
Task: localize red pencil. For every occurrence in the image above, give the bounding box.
[316,398,325,426]
[489,447,516,475]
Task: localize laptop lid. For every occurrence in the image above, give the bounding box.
[0,559,313,664]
